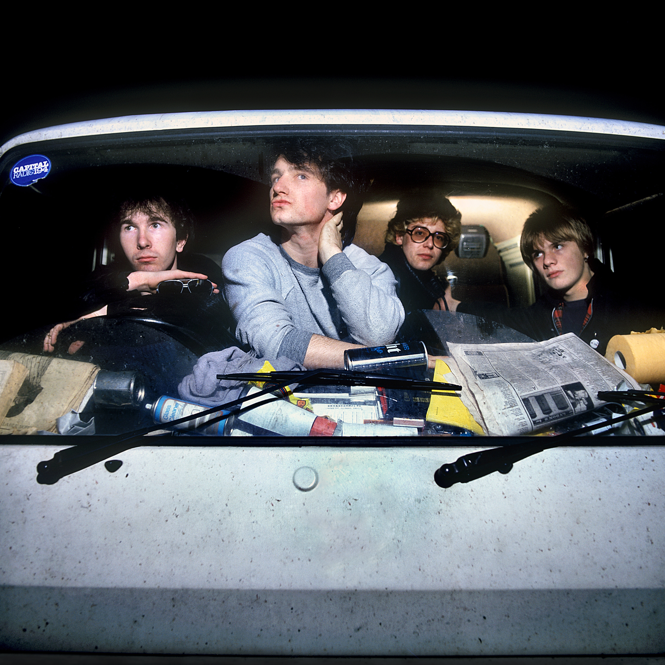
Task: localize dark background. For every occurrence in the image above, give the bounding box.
[2,33,663,150]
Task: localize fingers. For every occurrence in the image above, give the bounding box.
[43,317,84,353]
[171,270,210,280]
[43,330,54,353]
[67,340,86,355]
[318,215,345,265]
[129,270,214,293]
[43,323,64,352]
[322,213,344,239]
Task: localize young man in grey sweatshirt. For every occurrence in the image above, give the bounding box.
[222,140,404,369]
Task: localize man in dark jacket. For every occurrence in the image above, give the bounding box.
[43,193,224,353]
[379,192,462,314]
[452,204,663,355]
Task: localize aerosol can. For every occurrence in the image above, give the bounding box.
[147,396,229,435]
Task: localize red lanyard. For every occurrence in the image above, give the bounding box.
[552,299,593,335]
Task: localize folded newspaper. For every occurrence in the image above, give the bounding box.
[444,332,645,436]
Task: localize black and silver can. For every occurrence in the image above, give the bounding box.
[344,342,428,372]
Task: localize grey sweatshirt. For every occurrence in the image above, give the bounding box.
[222,233,405,363]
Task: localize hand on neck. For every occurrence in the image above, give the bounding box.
[280,210,342,269]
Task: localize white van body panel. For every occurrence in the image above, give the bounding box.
[2,443,663,655]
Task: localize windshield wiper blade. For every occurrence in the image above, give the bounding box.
[36,371,323,485]
[220,369,461,392]
[433,400,664,489]
[597,390,665,405]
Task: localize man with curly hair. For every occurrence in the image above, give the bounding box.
[379,192,461,313]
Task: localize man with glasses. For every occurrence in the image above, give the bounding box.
[379,192,462,314]
[44,193,222,353]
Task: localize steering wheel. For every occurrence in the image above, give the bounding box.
[54,291,241,398]
[54,315,202,398]
[103,292,240,354]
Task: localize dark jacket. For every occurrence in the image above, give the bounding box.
[69,253,224,318]
[379,243,448,313]
[458,259,664,356]
[56,253,234,354]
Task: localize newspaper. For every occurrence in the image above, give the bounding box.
[446,333,642,436]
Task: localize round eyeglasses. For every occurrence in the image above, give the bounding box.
[404,226,450,249]
[156,278,214,296]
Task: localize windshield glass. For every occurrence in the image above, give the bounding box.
[1,113,664,449]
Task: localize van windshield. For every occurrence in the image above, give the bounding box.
[1,113,664,448]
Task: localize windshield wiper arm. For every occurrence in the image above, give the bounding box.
[36,371,323,485]
[36,367,460,484]
[433,400,663,489]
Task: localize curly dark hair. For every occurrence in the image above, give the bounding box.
[270,138,368,247]
[385,191,462,263]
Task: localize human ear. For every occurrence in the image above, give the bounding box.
[395,233,404,246]
[328,189,347,212]
[176,236,188,253]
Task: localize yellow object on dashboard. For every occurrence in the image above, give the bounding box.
[426,359,485,435]
[605,329,665,385]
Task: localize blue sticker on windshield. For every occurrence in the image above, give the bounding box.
[10,154,51,187]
